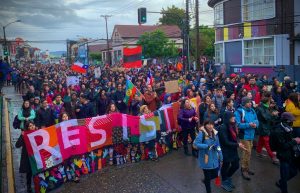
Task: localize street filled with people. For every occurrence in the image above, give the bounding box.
[3,61,300,193]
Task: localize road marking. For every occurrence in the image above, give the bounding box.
[4,98,16,193]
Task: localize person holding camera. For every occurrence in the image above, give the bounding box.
[193,120,223,193]
[270,112,300,193]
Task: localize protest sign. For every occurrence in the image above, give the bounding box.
[164,80,179,93]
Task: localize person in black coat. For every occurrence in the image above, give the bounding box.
[130,94,142,116]
[76,93,96,119]
[271,112,300,193]
[36,99,56,128]
[112,84,127,114]
[199,95,212,125]
[219,112,247,192]
[96,89,111,116]
[15,121,37,193]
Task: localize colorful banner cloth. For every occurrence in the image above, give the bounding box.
[24,102,187,174]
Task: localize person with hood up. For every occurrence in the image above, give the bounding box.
[219,112,247,192]
[282,78,296,101]
[270,112,300,193]
[163,93,172,105]
[234,97,259,180]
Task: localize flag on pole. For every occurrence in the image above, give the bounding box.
[124,78,143,106]
[146,70,153,86]
[123,46,142,68]
[71,62,89,73]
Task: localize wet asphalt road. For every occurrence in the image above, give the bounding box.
[2,86,300,193]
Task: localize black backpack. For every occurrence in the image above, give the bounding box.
[13,115,21,129]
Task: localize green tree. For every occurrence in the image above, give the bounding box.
[190,25,215,59]
[89,52,102,61]
[137,30,178,58]
[159,5,185,30]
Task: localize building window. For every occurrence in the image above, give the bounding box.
[214,3,223,25]
[244,38,274,65]
[242,0,275,21]
[215,43,224,63]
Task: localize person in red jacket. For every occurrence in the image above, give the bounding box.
[243,76,261,105]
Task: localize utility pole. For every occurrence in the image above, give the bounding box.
[101,15,112,66]
[195,0,200,70]
[184,0,190,71]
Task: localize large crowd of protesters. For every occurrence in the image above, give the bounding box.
[2,60,300,193]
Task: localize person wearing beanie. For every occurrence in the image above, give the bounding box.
[271,112,300,193]
[32,96,41,111]
[234,96,259,180]
[256,97,280,164]
[219,112,247,192]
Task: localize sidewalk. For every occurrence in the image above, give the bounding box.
[2,86,26,193]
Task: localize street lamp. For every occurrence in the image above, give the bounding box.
[2,19,21,57]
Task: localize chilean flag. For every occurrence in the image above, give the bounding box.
[146,70,153,86]
[71,62,89,74]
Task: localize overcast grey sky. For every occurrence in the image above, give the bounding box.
[0,0,213,51]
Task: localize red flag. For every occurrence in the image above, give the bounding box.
[123,46,142,68]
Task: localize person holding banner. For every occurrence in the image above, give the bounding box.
[140,105,158,162]
[130,94,142,116]
[36,99,56,129]
[113,84,127,114]
[144,85,160,112]
[97,89,111,116]
[178,99,198,156]
[77,93,96,119]
[107,103,119,114]
[15,121,38,193]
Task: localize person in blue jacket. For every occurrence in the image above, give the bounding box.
[193,120,223,193]
[234,97,259,180]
